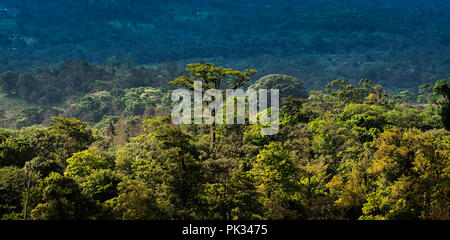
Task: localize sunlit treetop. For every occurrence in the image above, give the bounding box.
[170,63,257,91]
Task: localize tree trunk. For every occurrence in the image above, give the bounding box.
[210,123,215,149]
[210,108,216,150]
[23,168,31,220]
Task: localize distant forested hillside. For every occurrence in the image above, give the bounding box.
[0,0,449,89]
[0,1,449,222]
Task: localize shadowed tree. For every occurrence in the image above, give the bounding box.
[49,117,96,160]
[432,78,450,130]
[0,71,18,96]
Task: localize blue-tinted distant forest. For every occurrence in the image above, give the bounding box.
[0,0,449,89]
[0,1,449,221]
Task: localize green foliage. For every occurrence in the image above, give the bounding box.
[256,142,295,184]
[0,71,18,96]
[0,167,26,218]
[170,62,257,149]
[124,118,204,219]
[49,117,96,159]
[243,125,270,147]
[393,90,416,103]
[432,78,450,130]
[0,137,34,167]
[326,79,388,105]
[418,84,434,104]
[201,169,262,220]
[361,129,450,219]
[30,173,99,220]
[170,63,256,90]
[16,73,36,100]
[65,149,109,178]
[81,169,122,203]
[105,179,162,220]
[0,61,178,106]
[70,87,167,122]
[0,76,449,220]
[253,142,301,219]
[281,96,310,124]
[249,74,308,99]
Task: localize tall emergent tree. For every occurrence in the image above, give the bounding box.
[170,63,256,149]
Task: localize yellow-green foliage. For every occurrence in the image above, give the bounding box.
[65,149,109,178]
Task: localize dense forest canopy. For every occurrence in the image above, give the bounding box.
[0,1,448,220]
[0,74,449,220]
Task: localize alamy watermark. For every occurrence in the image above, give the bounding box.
[171,81,279,135]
